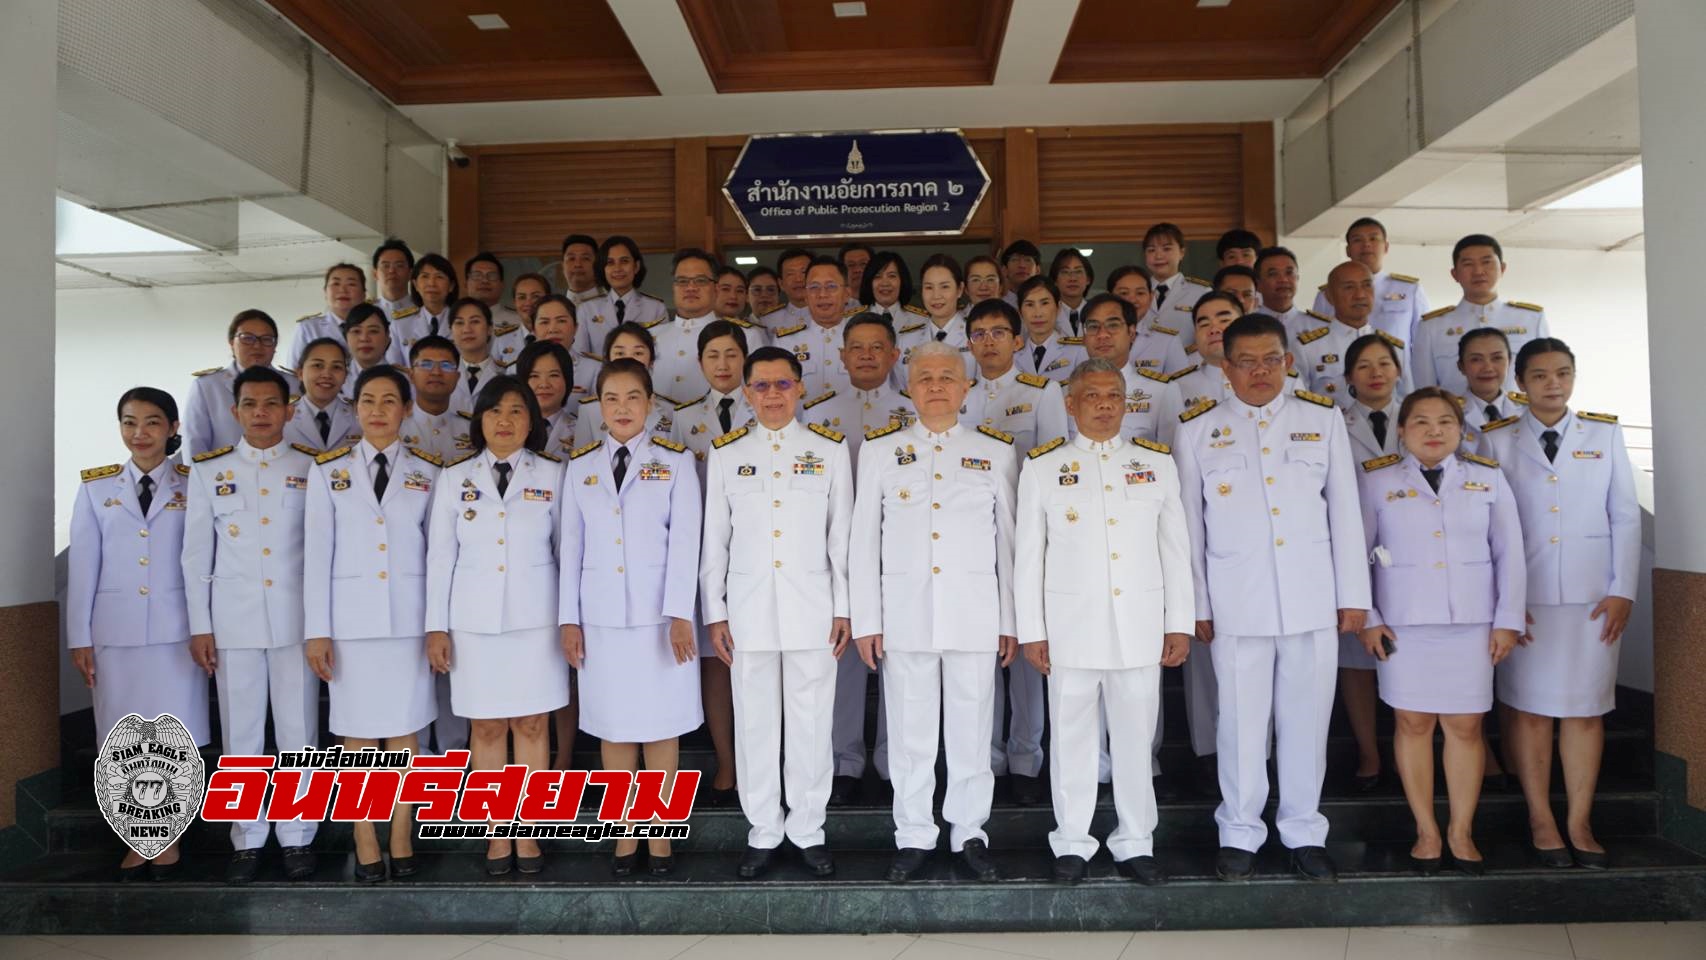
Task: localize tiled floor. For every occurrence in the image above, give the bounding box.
[3,924,1704,960]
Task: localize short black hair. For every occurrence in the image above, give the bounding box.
[232,365,291,405]
[1221,313,1289,357]
[353,364,413,405]
[449,297,493,331]
[411,253,460,306]
[513,272,551,297]
[467,375,545,453]
[228,309,278,341]
[464,251,503,281]
[838,242,875,263]
[515,340,575,396]
[843,311,897,346]
[672,247,720,275]
[1213,264,1259,289]
[1515,337,1574,378]
[1143,222,1186,248]
[560,233,597,255]
[341,301,389,335]
[299,336,350,366]
[372,238,414,270]
[858,251,914,306]
[1013,275,1058,305]
[1216,229,1263,258]
[746,265,779,285]
[715,265,747,285]
[408,335,459,365]
[603,320,656,361]
[1457,326,1511,362]
[805,254,846,282]
[1000,239,1041,265]
[1191,291,1246,323]
[1346,217,1387,242]
[1453,233,1504,265]
[1105,264,1153,293]
[594,356,654,398]
[1081,292,1135,328]
[1343,332,1403,381]
[965,298,1021,337]
[1048,247,1093,286]
[1254,246,1299,275]
[697,320,748,358]
[920,252,963,286]
[116,386,179,425]
[744,344,802,381]
[596,235,647,288]
[776,247,814,272]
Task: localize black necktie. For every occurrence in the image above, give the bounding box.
[1156,284,1169,308]
[467,364,481,395]
[1422,466,1442,493]
[315,411,331,445]
[1069,309,1080,335]
[612,446,630,489]
[428,314,439,338]
[1032,344,1046,372]
[1541,429,1560,463]
[372,452,389,500]
[615,299,626,324]
[493,461,512,497]
[1369,410,1388,449]
[1484,402,1500,423]
[935,329,947,342]
[137,475,154,515]
[717,397,734,434]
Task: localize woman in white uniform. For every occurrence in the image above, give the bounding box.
[855,251,914,323]
[68,387,210,881]
[426,375,570,877]
[559,358,703,877]
[530,295,599,402]
[1014,277,1084,383]
[572,322,675,445]
[304,366,439,883]
[1478,337,1639,869]
[1358,387,1525,874]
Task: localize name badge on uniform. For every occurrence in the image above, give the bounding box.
[1385,292,1407,301]
[896,445,916,465]
[523,487,552,502]
[1045,358,1070,371]
[1290,433,1321,442]
[1503,326,1528,336]
[403,471,431,492]
[215,483,237,496]
[1004,403,1032,416]
[737,464,756,477]
[1124,461,1156,484]
[1135,359,1161,369]
[638,460,671,481]
[1463,481,1491,492]
[793,453,825,476]
[1573,450,1602,459]
[961,457,991,472]
[166,492,187,511]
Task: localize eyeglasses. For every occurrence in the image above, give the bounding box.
[1080,321,1127,336]
[672,276,715,288]
[805,283,843,294]
[1229,356,1288,371]
[412,360,458,373]
[1056,267,1088,278]
[234,333,278,348]
[467,270,501,283]
[968,328,1013,343]
[747,378,796,394]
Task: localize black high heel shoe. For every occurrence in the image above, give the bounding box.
[516,849,545,874]
[354,857,388,884]
[147,857,181,882]
[1410,853,1442,876]
[647,846,674,876]
[612,846,641,877]
[485,849,515,877]
[390,855,418,878]
[118,861,148,883]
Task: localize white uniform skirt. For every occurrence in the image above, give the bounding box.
[93,642,211,747]
[1374,623,1494,715]
[328,635,437,739]
[449,627,571,720]
[578,624,704,743]
[1338,631,1378,670]
[1497,603,1617,718]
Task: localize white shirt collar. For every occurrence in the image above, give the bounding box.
[1232,389,1287,420]
[1072,432,1123,453]
[127,459,171,486]
[360,438,401,465]
[912,420,960,442]
[238,438,287,461]
[604,432,646,459]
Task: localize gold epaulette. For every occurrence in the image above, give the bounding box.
[579,395,599,405]
[1509,391,1529,405]
[409,447,442,467]
[775,323,807,338]
[1376,330,1406,348]
[1132,436,1170,454]
[1186,276,1210,287]
[288,394,302,405]
[393,305,420,318]
[314,445,353,465]
[1389,273,1420,284]
[192,366,223,377]
[175,463,191,476]
[1461,452,1499,469]
[191,445,234,463]
[445,450,479,467]
[758,305,788,319]
[1509,301,1543,312]
[639,317,666,329]
[1168,364,1199,381]
[535,450,562,463]
[1362,453,1401,472]
[651,436,686,453]
[80,464,122,483]
[1297,326,1331,344]
[898,388,911,399]
[724,315,757,328]
[1294,389,1334,408]
[1481,415,1520,432]
[1579,411,1619,424]
[569,441,601,460]
[808,422,845,444]
[804,390,835,409]
[864,422,903,441]
[1180,398,1217,423]
[580,352,606,363]
[1317,283,1329,291]
[456,409,473,418]
[1184,343,1199,355]
[1150,322,1178,337]
[297,312,319,322]
[711,426,749,449]
[639,291,665,303]
[897,322,925,336]
[1015,372,1049,389]
[493,323,520,337]
[1027,437,1066,459]
[842,306,862,318]
[1422,306,1454,320]
[1286,369,1301,379]
[977,425,1014,445]
[903,304,929,317]
[676,393,708,412]
[1136,367,1170,383]
[291,443,322,457]
[1060,336,1084,345]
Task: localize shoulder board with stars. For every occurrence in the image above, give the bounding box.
[192,366,224,377]
[803,390,836,410]
[579,395,599,405]
[1362,453,1402,472]
[897,322,925,336]
[711,426,749,449]
[445,450,480,468]
[1297,325,1331,345]
[1150,322,1179,337]
[842,306,862,318]
[676,393,709,412]
[393,304,420,318]
[568,441,601,460]
[1060,335,1084,345]
[493,323,520,337]
[315,445,354,465]
[808,422,845,444]
[1132,436,1171,455]
[1422,306,1454,321]
[1305,309,1332,323]
[758,305,789,320]
[865,421,904,442]
[1167,364,1199,381]
[290,442,322,457]
[297,311,320,323]
[409,447,443,467]
[192,445,235,463]
[1136,367,1171,383]
[1376,330,1406,349]
[1027,436,1066,460]
[1509,391,1529,406]
[651,435,686,453]
[80,463,122,483]
[1015,372,1049,389]
[1461,452,1500,469]
[1509,301,1543,313]
[1481,415,1521,433]
[1186,276,1210,287]
[1579,411,1619,424]
[639,317,667,330]
[1317,282,1329,292]
[977,425,1015,445]
[1294,389,1334,408]
[456,409,474,419]
[775,323,807,338]
[903,304,929,317]
[1184,342,1199,355]
[723,315,757,328]
[1389,273,1420,284]
[535,450,563,463]
[1180,398,1217,423]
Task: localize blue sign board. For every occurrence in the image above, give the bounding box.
[722,129,991,241]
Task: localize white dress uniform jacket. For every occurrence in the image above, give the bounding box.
[1130,319,1192,376]
[897,314,977,385]
[1343,397,1404,464]
[755,302,812,334]
[181,364,301,461]
[284,396,362,454]
[1413,298,1549,396]
[540,407,579,460]
[803,383,915,466]
[69,460,192,650]
[1294,323,1412,408]
[1157,362,1234,447]
[391,304,448,357]
[652,313,771,402]
[447,355,513,411]
[401,407,473,466]
[286,308,347,370]
[1017,333,1086,383]
[1461,390,1527,449]
[425,448,564,634]
[1150,275,1213,341]
[574,289,668,355]
[775,317,855,399]
[671,389,758,467]
[1312,271,1430,345]
[962,369,1071,455]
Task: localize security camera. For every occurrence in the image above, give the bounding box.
[446,139,470,169]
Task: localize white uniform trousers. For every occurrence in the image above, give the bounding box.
[1211,628,1337,851]
[425,672,470,755]
[1049,664,1160,860]
[733,648,838,850]
[991,657,1045,777]
[214,646,320,850]
[883,649,996,852]
[832,654,889,778]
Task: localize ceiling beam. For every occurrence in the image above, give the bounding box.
[607,0,715,97]
[993,0,1080,86]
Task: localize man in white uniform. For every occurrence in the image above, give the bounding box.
[654,248,769,401]
[1309,217,1429,345]
[1412,234,1550,397]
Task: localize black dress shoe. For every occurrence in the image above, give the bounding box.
[147,857,181,882]
[226,849,261,886]
[1052,854,1088,883]
[737,845,773,879]
[1452,854,1486,877]
[1115,855,1167,886]
[647,852,675,876]
[886,846,932,882]
[1352,772,1381,794]
[515,850,545,874]
[1215,846,1254,882]
[1530,843,1573,868]
[705,786,740,808]
[798,844,835,877]
[354,857,387,884]
[1411,853,1443,876]
[1010,774,1047,806]
[485,851,515,877]
[955,838,1000,881]
[118,862,148,883]
[828,775,860,807]
[281,846,317,881]
[611,849,640,877]
[389,855,418,878]
[1290,845,1338,882]
[1572,847,1609,870]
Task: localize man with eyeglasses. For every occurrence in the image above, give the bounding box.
[1173,313,1369,884]
[774,256,858,399]
[399,336,470,466]
[183,310,302,460]
[700,345,853,880]
[654,249,770,403]
[286,263,369,370]
[1075,294,1177,444]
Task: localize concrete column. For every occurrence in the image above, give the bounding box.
[0,0,62,832]
[1636,0,1706,840]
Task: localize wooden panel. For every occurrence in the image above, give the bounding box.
[475,146,677,258]
[1036,130,1245,243]
[674,138,710,250]
[1240,122,1278,246]
[1001,127,1040,248]
[447,151,482,275]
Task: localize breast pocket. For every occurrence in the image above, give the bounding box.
[1285,444,1327,481]
[881,469,927,510]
